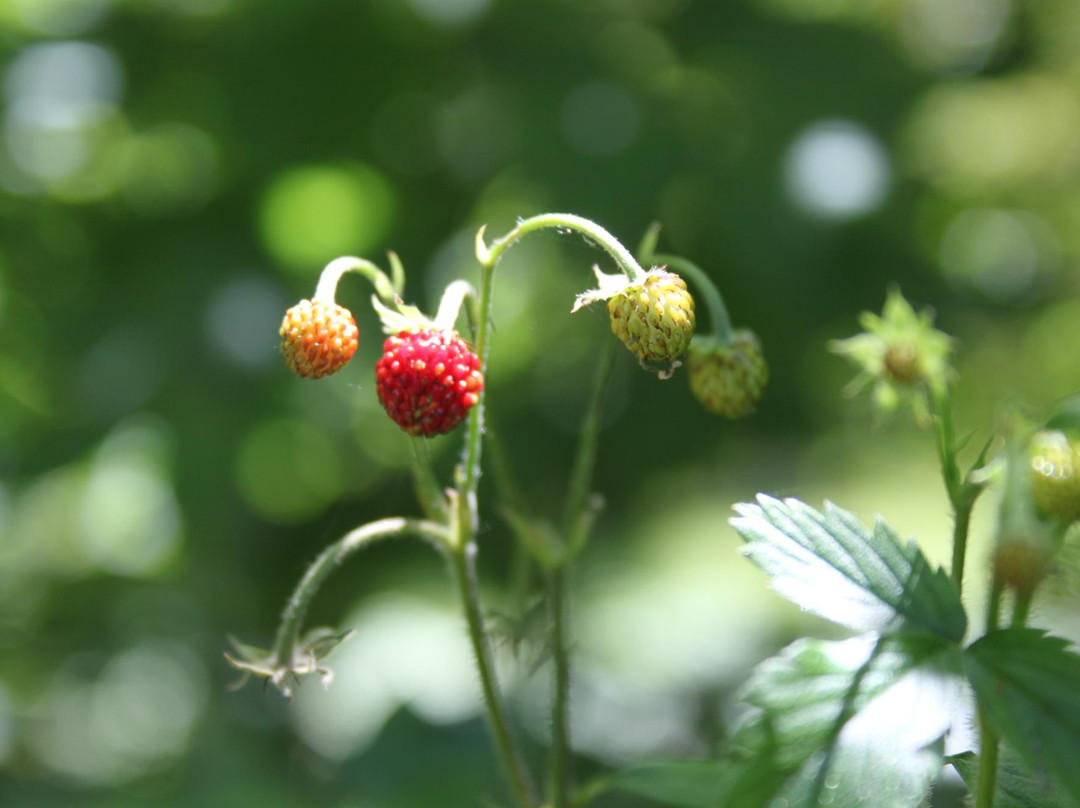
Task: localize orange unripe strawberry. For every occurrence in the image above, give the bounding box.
[279,299,359,379]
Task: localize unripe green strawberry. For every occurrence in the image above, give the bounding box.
[993,537,1051,596]
[280,299,359,379]
[606,269,695,366]
[686,331,768,418]
[1029,429,1080,522]
[376,327,483,437]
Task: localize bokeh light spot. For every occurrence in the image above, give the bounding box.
[899,0,1012,73]
[9,0,112,36]
[561,81,640,158]
[26,641,206,784]
[77,326,163,420]
[406,0,489,27]
[79,417,183,577]
[939,208,1059,304]
[3,41,124,187]
[258,163,395,275]
[121,123,218,215]
[205,275,288,371]
[784,119,890,220]
[236,418,344,523]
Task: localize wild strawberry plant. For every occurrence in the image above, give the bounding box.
[230,214,1080,808]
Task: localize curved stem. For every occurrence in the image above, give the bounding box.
[650,253,734,344]
[435,279,478,332]
[313,256,397,305]
[273,517,451,667]
[450,541,539,808]
[485,213,645,281]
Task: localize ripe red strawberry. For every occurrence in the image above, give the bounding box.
[280,299,359,379]
[376,327,483,436]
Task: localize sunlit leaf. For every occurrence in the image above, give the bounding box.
[728,633,963,808]
[965,629,1080,807]
[731,496,966,641]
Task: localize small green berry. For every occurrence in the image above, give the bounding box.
[1029,429,1080,523]
[606,269,695,367]
[993,537,1051,596]
[686,331,768,419]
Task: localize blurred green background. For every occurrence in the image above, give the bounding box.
[2,0,1080,805]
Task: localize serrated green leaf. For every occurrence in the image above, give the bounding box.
[730,496,966,641]
[949,749,1076,808]
[965,629,1080,807]
[729,634,962,808]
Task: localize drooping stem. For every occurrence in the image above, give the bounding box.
[483,213,645,281]
[450,541,538,808]
[649,253,734,344]
[273,517,451,667]
[313,255,397,305]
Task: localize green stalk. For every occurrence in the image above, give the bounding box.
[547,568,571,808]
[929,384,975,595]
[564,339,617,556]
[483,213,645,281]
[273,518,451,667]
[312,255,397,304]
[450,540,538,808]
[410,437,449,523]
[547,340,618,808]
[452,214,642,806]
[976,578,1005,808]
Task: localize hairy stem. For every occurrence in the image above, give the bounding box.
[312,255,397,304]
[547,568,571,808]
[546,341,618,807]
[929,384,975,595]
[450,541,538,808]
[485,213,645,281]
[273,518,451,667]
